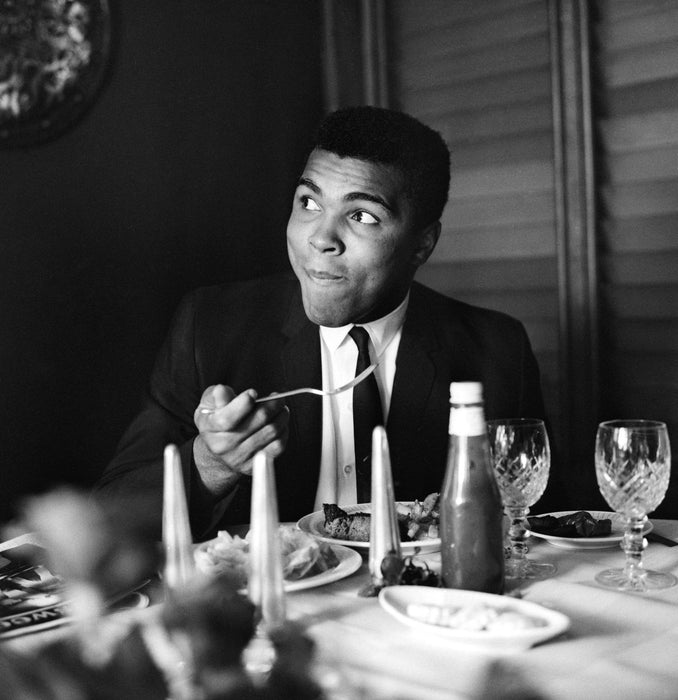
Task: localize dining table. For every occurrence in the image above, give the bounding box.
[4,518,678,700]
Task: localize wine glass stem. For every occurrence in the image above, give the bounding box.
[622,516,648,588]
[506,506,529,572]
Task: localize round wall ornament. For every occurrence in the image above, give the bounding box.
[0,0,111,148]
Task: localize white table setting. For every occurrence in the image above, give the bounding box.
[2,416,677,700]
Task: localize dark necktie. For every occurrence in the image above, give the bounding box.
[348,326,383,503]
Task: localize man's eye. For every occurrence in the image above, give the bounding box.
[300,195,321,211]
[351,210,380,225]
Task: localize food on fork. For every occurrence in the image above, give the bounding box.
[527,510,612,538]
[322,493,440,542]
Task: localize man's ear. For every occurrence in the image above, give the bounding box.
[412,221,441,268]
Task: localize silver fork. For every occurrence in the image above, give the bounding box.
[198,362,378,412]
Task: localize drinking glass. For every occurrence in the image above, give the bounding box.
[487,418,555,580]
[594,419,676,591]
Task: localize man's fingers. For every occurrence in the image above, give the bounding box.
[208,405,289,473]
[194,383,290,472]
[211,397,287,437]
[195,384,236,418]
[195,387,257,431]
[235,398,288,434]
[231,406,290,469]
[236,424,288,477]
[211,384,234,410]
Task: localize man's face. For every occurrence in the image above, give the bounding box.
[286,149,438,327]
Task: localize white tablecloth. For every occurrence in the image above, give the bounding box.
[5,522,678,699]
[283,519,678,700]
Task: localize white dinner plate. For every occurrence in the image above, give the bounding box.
[200,543,363,594]
[526,510,654,550]
[283,544,363,592]
[379,586,570,653]
[296,503,441,554]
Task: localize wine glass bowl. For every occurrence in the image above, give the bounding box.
[594,419,675,591]
[487,418,555,581]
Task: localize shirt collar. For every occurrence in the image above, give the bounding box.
[319,292,410,355]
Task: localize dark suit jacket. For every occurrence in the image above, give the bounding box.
[94,272,546,540]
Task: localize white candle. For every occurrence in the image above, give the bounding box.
[368,427,402,587]
[162,444,195,592]
[248,450,286,630]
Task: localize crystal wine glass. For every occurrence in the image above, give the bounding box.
[487,418,555,580]
[594,419,675,591]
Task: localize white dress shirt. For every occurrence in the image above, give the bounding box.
[313,294,409,510]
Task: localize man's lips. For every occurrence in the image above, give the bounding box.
[306,269,345,282]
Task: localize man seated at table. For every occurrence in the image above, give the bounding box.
[94,106,547,540]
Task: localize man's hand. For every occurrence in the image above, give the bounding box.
[193,385,289,494]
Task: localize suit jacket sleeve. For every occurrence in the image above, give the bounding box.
[93,289,217,539]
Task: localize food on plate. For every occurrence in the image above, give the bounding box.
[405,602,547,632]
[194,525,339,588]
[400,492,440,541]
[322,493,440,543]
[278,527,339,580]
[194,532,249,587]
[322,504,371,541]
[527,511,612,538]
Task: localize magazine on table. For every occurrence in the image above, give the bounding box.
[0,540,151,640]
[0,541,70,639]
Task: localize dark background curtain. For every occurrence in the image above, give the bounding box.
[0,0,324,524]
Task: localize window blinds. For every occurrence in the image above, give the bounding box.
[387,0,560,423]
[592,0,678,511]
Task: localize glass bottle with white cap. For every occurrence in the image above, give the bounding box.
[440,381,504,593]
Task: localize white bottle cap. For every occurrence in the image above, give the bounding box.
[449,381,483,405]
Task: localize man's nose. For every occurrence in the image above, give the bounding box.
[309,217,344,254]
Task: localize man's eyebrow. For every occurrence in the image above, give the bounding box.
[297,177,395,214]
[344,191,394,213]
[297,177,320,194]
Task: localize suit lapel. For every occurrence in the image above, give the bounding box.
[280,286,322,393]
[389,284,488,426]
[278,286,323,513]
[387,287,442,495]
[386,285,477,494]
[387,296,439,441]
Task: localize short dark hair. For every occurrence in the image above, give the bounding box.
[312,106,450,227]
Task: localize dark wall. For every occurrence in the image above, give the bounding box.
[0,1,324,523]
